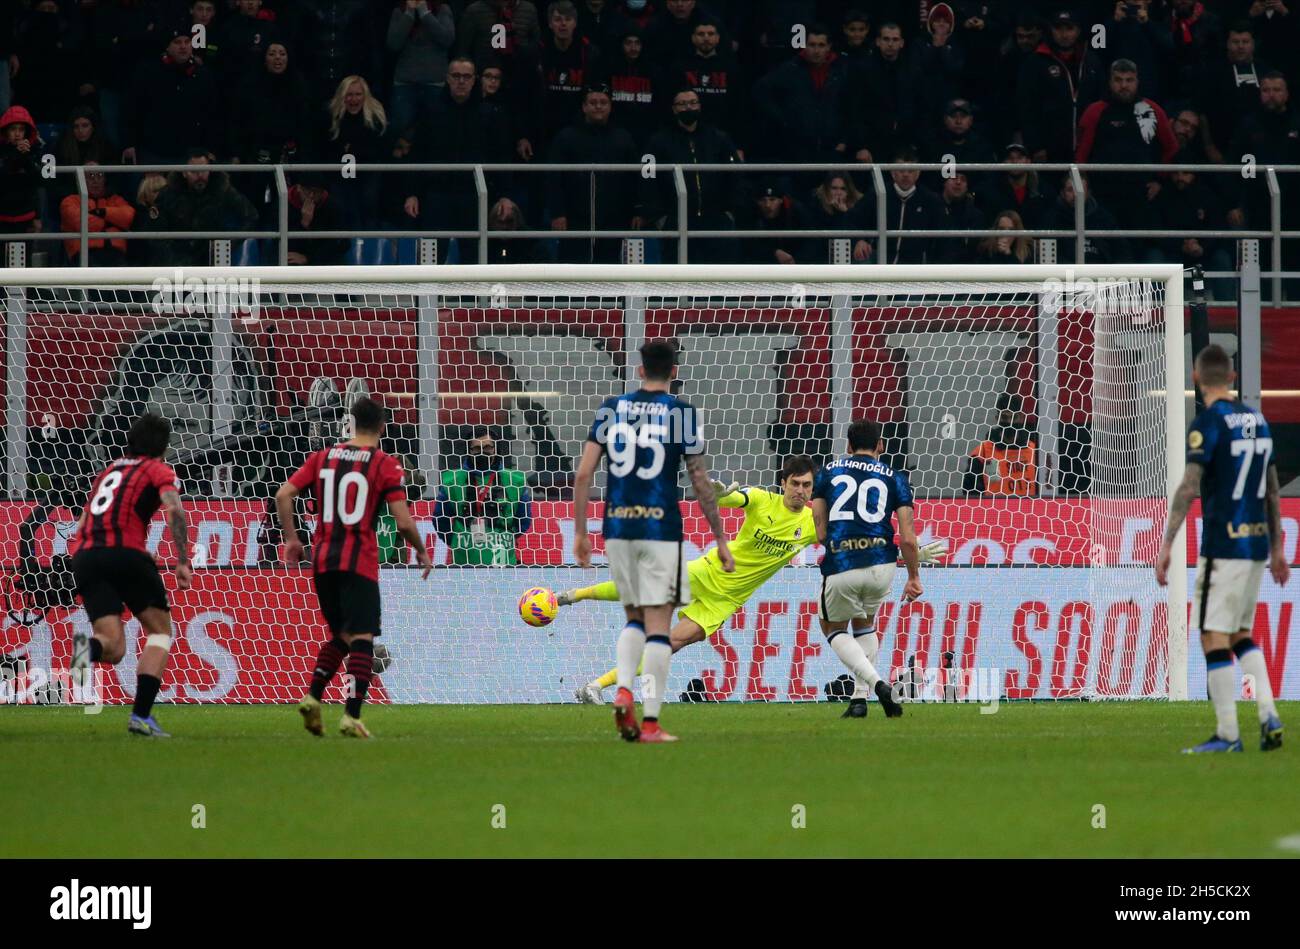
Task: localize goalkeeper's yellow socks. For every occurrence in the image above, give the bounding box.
[569,581,620,603]
[593,656,647,691]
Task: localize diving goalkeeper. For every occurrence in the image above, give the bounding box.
[567,455,945,703]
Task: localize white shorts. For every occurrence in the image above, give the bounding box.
[818,563,897,624]
[1192,557,1266,634]
[606,539,691,608]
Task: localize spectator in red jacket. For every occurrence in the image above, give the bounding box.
[59,162,136,266]
[0,104,42,238]
[1076,58,1178,228]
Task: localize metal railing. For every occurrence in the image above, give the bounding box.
[10,161,1300,301]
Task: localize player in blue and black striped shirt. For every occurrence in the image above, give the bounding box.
[1157,345,1290,753]
[573,340,733,743]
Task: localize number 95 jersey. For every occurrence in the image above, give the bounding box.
[814,455,914,576]
[589,390,703,542]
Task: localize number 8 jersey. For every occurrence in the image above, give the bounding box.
[588,390,703,542]
[288,442,407,580]
[1188,399,1275,562]
[72,455,179,556]
[814,454,914,576]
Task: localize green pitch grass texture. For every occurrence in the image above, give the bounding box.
[5,702,1298,858]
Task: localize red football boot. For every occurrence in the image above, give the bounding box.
[613,687,640,742]
[637,720,679,743]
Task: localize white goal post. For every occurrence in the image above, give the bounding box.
[0,264,1187,704]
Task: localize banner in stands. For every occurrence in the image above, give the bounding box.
[1,567,1295,704]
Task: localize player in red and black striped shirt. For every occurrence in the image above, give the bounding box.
[276,397,431,738]
[69,413,192,737]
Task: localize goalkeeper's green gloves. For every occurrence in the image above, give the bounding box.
[706,479,740,500]
[917,540,948,564]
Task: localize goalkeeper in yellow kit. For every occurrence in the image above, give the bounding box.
[567,455,945,703]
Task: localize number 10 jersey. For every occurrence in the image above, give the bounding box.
[288,442,407,580]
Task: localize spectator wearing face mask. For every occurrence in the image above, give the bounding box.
[640,86,742,264]
[921,97,997,194]
[433,427,533,566]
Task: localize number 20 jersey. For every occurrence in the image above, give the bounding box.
[813,455,914,576]
[1188,400,1275,562]
[288,443,407,580]
[588,390,703,542]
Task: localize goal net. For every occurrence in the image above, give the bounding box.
[0,264,1186,705]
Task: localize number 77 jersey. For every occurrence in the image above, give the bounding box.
[589,390,703,542]
[814,454,914,576]
[1188,399,1275,561]
[288,442,408,580]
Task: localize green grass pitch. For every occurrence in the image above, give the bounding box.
[4,701,1298,858]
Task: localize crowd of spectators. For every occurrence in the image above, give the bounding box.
[0,0,1297,268]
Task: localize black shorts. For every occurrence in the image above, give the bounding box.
[71,547,170,623]
[313,571,382,637]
